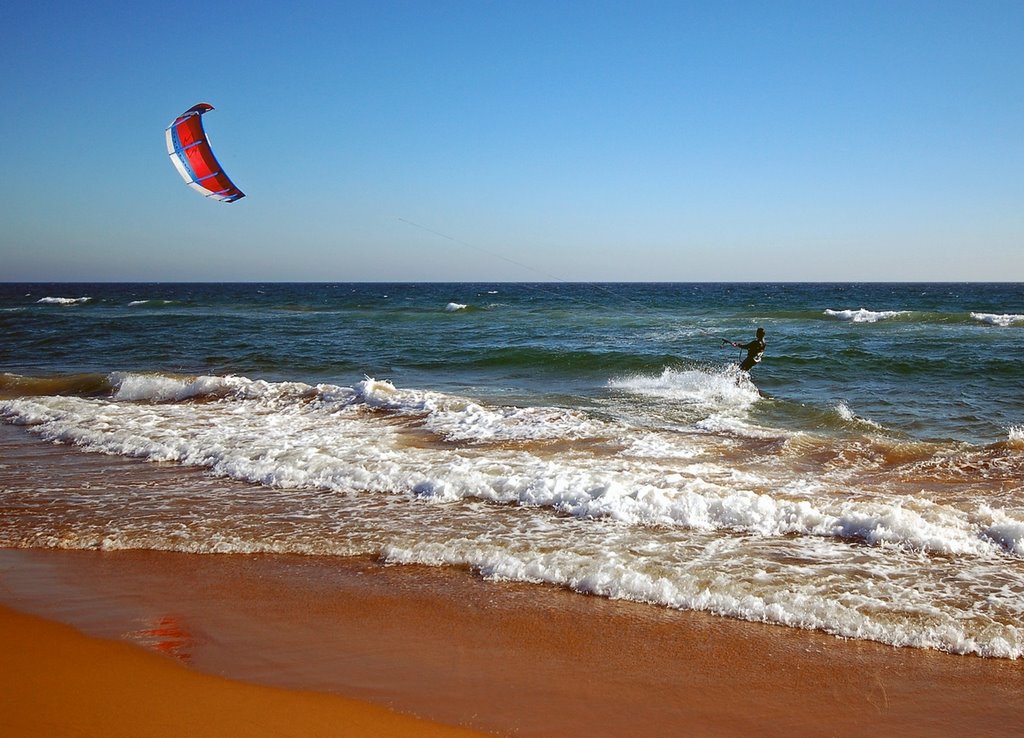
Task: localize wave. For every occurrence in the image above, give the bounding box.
[824,308,908,323]
[36,296,92,305]
[778,308,1024,326]
[380,536,1023,659]
[4,372,1021,557]
[0,372,113,399]
[441,302,495,314]
[109,372,258,403]
[834,401,877,424]
[353,376,611,444]
[5,371,1024,659]
[609,366,759,413]
[971,312,1024,327]
[605,366,777,440]
[127,299,179,307]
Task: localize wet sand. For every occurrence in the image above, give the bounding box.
[0,601,484,737]
[1,547,1021,737]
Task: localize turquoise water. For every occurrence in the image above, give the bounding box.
[2,282,1023,658]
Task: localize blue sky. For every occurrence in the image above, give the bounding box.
[2,1,1022,281]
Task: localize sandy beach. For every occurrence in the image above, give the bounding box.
[1,546,1021,737]
[2,283,1023,736]
[0,600,483,738]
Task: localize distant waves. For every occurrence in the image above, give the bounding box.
[824,308,1024,326]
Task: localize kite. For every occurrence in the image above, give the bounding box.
[165,103,245,202]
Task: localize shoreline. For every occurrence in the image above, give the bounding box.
[2,547,1021,737]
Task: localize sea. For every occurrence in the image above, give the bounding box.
[1,282,1022,658]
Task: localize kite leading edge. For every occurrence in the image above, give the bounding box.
[165,103,245,203]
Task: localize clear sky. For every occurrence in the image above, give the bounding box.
[2,1,1022,282]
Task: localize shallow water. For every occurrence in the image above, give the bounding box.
[2,282,1022,657]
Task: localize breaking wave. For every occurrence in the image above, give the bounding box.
[971,312,1024,327]
[824,308,908,323]
[36,296,92,305]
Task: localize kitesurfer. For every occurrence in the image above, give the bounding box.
[726,328,766,372]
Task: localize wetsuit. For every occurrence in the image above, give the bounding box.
[738,338,766,371]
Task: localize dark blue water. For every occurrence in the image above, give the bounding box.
[2,282,1021,444]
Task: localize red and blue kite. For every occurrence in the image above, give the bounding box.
[165,103,245,202]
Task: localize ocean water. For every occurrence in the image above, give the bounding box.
[1,282,1023,658]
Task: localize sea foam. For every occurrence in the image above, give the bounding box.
[352,377,606,443]
[36,296,91,305]
[111,373,243,402]
[608,367,775,438]
[824,308,907,323]
[380,533,1024,659]
[609,367,758,410]
[971,312,1024,327]
[5,373,1024,659]
[3,374,1020,560]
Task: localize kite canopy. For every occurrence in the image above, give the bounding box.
[165,103,245,202]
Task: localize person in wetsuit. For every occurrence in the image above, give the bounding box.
[728,327,766,371]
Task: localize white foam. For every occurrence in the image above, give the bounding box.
[427,403,605,443]
[971,312,1024,327]
[833,401,882,429]
[609,367,758,410]
[36,296,91,305]
[445,302,468,311]
[2,375,1018,561]
[109,372,326,405]
[824,308,907,323]
[620,433,700,460]
[352,377,605,443]
[111,373,239,402]
[976,506,1024,556]
[1009,426,1024,448]
[692,414,784,439]
[610,367,774,438]
[5,374,1024,659]
[381,540,1024,659]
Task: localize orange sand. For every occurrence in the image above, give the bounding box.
[0,603,485,738]
[2,548,1022,737]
